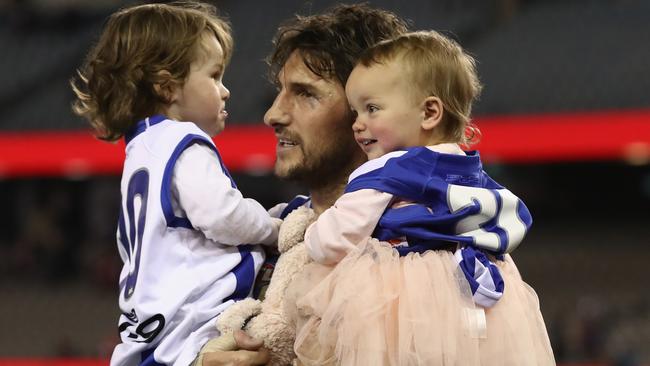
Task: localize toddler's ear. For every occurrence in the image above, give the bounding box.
[153,70,177,104]
[421,96,443,131]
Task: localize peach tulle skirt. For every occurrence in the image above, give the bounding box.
[287,239,555,366]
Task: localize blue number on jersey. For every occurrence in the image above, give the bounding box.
[118,168,150,300]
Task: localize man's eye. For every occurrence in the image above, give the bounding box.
[293,86,318,98]
[367,105,378,113]
[298,90,314,98]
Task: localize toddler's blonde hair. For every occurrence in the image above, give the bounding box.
[358,30,482,145]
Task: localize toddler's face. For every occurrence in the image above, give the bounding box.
[167,33,230,137]
[346,60,423,160]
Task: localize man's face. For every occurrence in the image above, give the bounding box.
[264,51,364,185]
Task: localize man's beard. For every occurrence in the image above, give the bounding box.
[276,134,362,190]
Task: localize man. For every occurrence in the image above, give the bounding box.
[201,4,408,365]
[264,3,408,216]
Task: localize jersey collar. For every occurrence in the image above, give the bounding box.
[124,115,167,145]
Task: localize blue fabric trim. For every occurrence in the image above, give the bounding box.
[117,210,129,293]
[346,147,485,200]
[160,134,236,228]
[212,146,237,189]
[518,199,533,234]
[458,247,479,294]
[123,169,149,300]
[118,208,129,261]
[456,246,505,304]
[140,347,166,366]
[224,245,256,302]
[374,204,479,254]
[280,195,310,219]
[490,190,509,253]
[125,115,167,145]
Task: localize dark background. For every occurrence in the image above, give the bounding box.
[0,0,648,364]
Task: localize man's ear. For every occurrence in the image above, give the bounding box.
[421,96,444,131]
[153,70,177,104]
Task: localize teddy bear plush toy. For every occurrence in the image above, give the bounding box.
[215,205,318,365]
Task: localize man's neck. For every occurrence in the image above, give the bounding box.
[309,180,347,216]
[305,150,367,215]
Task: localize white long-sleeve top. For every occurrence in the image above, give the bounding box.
[172,143,281,246]
[305,189,393,264]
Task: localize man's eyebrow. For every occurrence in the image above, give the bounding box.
[288,81,318,93]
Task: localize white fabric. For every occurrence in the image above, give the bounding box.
[172,143,279,246]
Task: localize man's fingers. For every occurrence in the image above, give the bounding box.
[242,347,270,365]
[202,333,238,352]
[197,331,268,365]
[233,329,264,350]
[202,348,270,366]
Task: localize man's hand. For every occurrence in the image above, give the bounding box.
[199,330,270,366]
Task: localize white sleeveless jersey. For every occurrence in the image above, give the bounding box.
[110,116,265,366]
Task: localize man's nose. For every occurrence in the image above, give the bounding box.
[264,93,289,127]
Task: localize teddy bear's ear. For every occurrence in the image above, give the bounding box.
[278,207,317,253]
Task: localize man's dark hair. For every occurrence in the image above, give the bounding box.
[268,3,409,86]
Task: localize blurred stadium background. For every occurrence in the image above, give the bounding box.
[0,0,649,365]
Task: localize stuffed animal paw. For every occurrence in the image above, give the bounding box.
[216,206,316,365]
